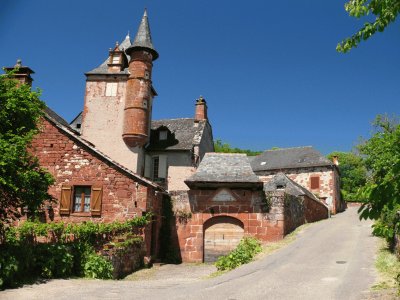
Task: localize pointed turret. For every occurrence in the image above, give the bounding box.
[125,9,159,61]
[123,9,159,148]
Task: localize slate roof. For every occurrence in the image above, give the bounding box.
[69,111,82,133]
[126,9,158,60]
[251,146,334,172]
[44,106,71,128]
[263,173,321,202]
[147,118,207,151]
[185,153,262,188]
[86,35,131,75]
[43,107,164,191]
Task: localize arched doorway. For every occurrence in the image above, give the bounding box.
[203,216,244,263]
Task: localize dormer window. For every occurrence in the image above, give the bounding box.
[159,130,168,140]
[111,55,120,64]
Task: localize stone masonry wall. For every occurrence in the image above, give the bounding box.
[258,166,341,214]
[303,195,329,223]
[282,193,305,234]
[170,189,289,262]
[81,79,143,173]
[31,118,163,258]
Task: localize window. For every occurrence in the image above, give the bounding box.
[105,82,118,96]
[73,186,91,212]
[152,157,159,180]
[59,185,102,216]
[111,55,120,64]
[310,176,320,189]
[159,130,168,140]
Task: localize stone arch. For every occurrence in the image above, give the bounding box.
[203,216,244,262]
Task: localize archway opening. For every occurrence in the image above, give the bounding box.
[203,216,244,263]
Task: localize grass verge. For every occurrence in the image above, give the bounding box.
[371,239,400,291]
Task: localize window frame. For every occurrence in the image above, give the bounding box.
[105,82,118,97]
[159,130,168,140]
[72,186,92,213]
[310,176,320,190]
[59,184,102,217]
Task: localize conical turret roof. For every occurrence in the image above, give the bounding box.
[126,9,159,61]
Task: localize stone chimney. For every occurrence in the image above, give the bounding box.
[332,155,339,166]
[195,96,207,121]
[3,59,35,86]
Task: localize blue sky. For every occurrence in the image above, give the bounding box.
[1,1,399,154]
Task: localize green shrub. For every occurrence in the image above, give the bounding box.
[34,243,74,278]
[0,215,148,288]
[83,253,113,279]
[215,237,262,271]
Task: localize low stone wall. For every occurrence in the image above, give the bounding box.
[283,193,305,234]
[102,240,145,279]
[303,196,329,223]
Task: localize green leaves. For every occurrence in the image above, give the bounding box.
[214,139,262,156]
[327,151,367,201]
[215,237,262,271]
[337,0,400,52]
[356,115,400,244]
[0,72,54,232]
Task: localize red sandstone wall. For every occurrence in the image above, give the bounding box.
[303,195,329,223]
[31,119,163,256]
[170,189,286,262]
[282,193,305,235]
[258,166,343,214]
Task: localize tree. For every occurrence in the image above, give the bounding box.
[337,0,400,53]
[0,71,54,232]
[357,115,400,241]
[214,139,262,156]
[327,151,367,201]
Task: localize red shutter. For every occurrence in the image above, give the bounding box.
[91,187,102,216]
[310,177,320,190]
[60,185,72,215]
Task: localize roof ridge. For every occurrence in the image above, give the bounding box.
[263,146,314,152]
[43,109,164,191]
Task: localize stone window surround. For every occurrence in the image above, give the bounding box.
[63,181,103,217]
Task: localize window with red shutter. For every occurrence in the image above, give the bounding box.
[310,176,320,190]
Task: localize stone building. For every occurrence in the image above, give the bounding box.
[31,106,165,259]
[250,147,344,214]
[178,153,329,262]
[4,9,340,264]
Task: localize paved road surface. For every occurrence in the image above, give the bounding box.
[1,207,378,300]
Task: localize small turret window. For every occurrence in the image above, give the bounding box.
[105,82,118,96]
[159,130,168,140]
[111,55,120,64]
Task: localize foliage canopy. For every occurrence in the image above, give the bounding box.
[337,0,400,52]
[327,151,367,201]
[0,71,53,230]
[358,115,400,226]
[214,139,262,156]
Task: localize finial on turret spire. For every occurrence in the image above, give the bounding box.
[15,59,22,68]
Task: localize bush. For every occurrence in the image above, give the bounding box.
[215,237,262,271]
[0,215,149,288]
[83,253,113,279]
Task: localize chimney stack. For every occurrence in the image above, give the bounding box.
[195,96,207,121]
[3,59,34,86]
[332,155,339,166]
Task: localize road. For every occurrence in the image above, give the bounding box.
[1,206,378,300]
